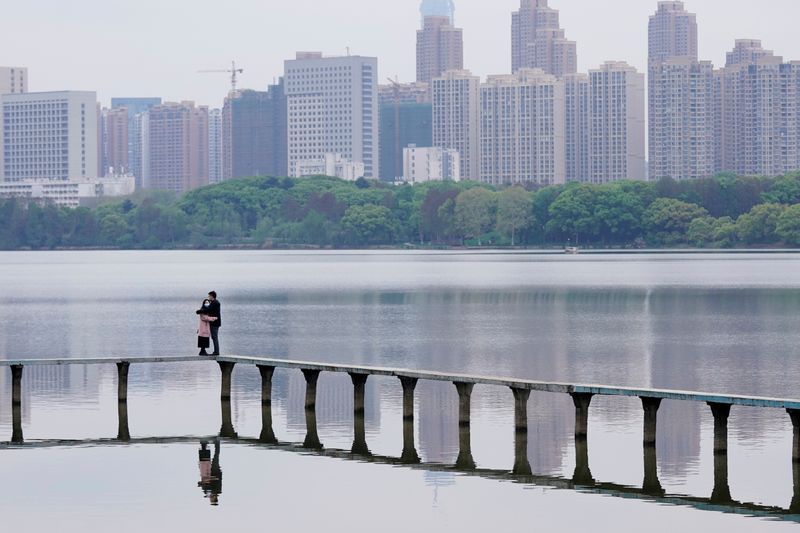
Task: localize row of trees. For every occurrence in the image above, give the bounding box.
[2,173,800,250]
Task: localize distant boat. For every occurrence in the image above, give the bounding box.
[564,246,580,255]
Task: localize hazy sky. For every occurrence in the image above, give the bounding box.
[2,0,800,108]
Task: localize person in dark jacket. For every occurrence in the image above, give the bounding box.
[207,291,222,355]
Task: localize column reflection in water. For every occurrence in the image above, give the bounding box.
[219,399,237,439]
[350,373,370,456]
[400,377,420,464]
[454,382,475,471]
[259,366,277,444]
[302,369,322,449]
[511,388,532,476]
[117,400,130,442]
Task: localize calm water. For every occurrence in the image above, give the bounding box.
[1,251,800,532]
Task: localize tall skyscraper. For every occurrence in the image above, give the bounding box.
[479,69,566,185]
[588,62,646,183]
[208,109,223,184]
[141,102,209,193]
[222,81,288,180]
[0,67,27,94]
[648,1,714,181]
[104,107,129,176]
[717,42,800,177]
[420,0,455,25]
[111,97,162,188]
[416,15,464,84]
[511,0,576,78]
[648,1,698,64]
[1,91,98,182]
[380,101,433,182]
[564,73,590,182]
[432,70,479,181]
[284,52,378,179]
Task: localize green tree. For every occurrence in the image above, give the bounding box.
[99,213,131,246]
[736,203,786,244]
[546,184,596,244]
[341,204,399,245]
[454,188,496,245]
[762,174,800,205]
[643,198,708,246]
[496,187,533,246]
[776,204,800,246]
[687,217,716,247]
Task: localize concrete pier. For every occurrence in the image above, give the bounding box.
[642,445,664,496]
[788,409,800,462]
[512,424,532,476]
[708,402,732,454]
[303,404,322,450]
[350,373,368,415]
[455,423,476,471]
[792,461,800,514]
[117,400,130,441]
[11,403,23,444]
[218,361,236,401]
[454,382,474,427]
[641,397,662,447]
[571,393,593,439]
[401,418,420,464]
[711,449,732,504]
[351,410,370,456]
[11,365,23,406]
[219,399,237,438]
[258,365,277,443]
[399,377,417,420]
[116,362,130,403]
[511,387,530,432]
[258,365,275,406]
[573,437,594,485]
[302,369,321,410]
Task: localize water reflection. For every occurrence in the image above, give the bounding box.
[197,439,222,506]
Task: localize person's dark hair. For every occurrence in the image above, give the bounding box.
[208,291,217,299]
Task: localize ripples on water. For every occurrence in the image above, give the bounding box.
[1,251,800,532]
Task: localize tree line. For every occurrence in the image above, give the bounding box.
[2,173,800,250]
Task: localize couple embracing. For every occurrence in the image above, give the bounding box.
[196,291,221,356]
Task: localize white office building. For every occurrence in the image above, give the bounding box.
[432,69,479,181]
[588,62,646,182]
[0,176,135,208]
[402,145,460,183]
[0,67,27,95]
[294,153,365,181]
[479,69,566,186]
[284,52,379,179]
[1,91,98,183]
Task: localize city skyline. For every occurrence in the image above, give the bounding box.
[2,0,799,107]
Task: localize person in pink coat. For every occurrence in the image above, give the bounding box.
[196,299,218,356]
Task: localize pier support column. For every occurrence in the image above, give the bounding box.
[511,388,531,476]
[573,435,594,485]
[708,402,732,454]
[571,393,593,439]
[349,373,370,456]
[454,382,474,427]
[11,365,23,406]
[792,460,800,514]
[258,366,277,444]
[11,402,23,444]
[710,446,732,503]
[116,362,130,403]
[117,399,130,442]
[642,445,664,496]
[641,397,662,448]
[454,382,475,470]
[788,409,800,462]
[400,377,417,421]
[399,377,420,463]
[218,361,236,401]
[302,369,320,410]
[219,398,237,438]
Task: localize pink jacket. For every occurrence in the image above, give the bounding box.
[198,315,217,337]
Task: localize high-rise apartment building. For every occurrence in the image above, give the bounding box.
[378,82,431,106]
[141,102,209,193]
[0,67,27,95]
[717,42,800,177]
[222,81,287,180]
[380,101,433,182]
[416,16,464,84]
[111,97,161,188]
[104,107,129,176]
[432,70,479,181]
[564,73,590,182]
[208,109,223,184]
[1,91,98,182]
[479,69,566,185]
[403,145,460,183]
[648,1,715,181]
[511,0,576,78]
[284,52,379,179]
[588,62,646,183]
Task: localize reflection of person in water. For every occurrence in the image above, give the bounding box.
[198,439,223,505]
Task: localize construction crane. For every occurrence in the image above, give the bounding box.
[198,61,244,94]
[387,77,403,180]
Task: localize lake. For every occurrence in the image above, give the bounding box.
[1,251,800,532]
